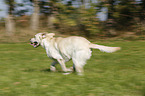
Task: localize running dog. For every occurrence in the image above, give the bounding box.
[30,33,120,75]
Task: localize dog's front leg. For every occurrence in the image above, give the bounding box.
[50,61,58,72]
[57,59,68,72]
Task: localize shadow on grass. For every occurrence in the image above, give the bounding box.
[40,68,51,72]
[40,68,64,73]
[23,68,51,72]
[23,68,37,72]
[23,68,74,75]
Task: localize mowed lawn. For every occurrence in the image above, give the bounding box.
[0,41,145,96]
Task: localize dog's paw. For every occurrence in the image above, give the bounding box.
[62,72,71,75]
[50,66,56,72]
[66,67,74,72]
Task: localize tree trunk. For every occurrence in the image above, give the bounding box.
[5,0,15,35]
[30,0,40,32]
[82,0,87,5]
[47,14,55,30]
[5,15,15,35]
[81,0,88,8]
[108,0,115,20]
[140,0,145,21]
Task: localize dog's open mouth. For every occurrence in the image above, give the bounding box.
[30,41,40,48]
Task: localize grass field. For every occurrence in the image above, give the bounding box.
[0,41,145,96]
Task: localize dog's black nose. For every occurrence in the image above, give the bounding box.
[34,41,37,43]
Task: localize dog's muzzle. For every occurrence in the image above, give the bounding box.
[30,41,40,48]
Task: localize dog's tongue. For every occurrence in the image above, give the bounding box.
[33,45,37,48]
[30,43,35,47]
[30,43,34,46]
[30,43,39,48]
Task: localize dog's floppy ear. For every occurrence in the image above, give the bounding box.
[42,33,55,39]
[42,33,47,39]
[47,33,55,38]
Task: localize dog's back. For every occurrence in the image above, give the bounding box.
[56,36,92,64]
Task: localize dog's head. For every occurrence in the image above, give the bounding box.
[30,33,55,48]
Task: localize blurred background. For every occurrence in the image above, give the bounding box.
[0,0,145,42]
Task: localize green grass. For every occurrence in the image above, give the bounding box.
[0,41,145,96]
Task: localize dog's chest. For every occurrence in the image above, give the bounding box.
[45,43,63,60]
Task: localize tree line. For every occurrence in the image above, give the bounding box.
[3,0,145,37]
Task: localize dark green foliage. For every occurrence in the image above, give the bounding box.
[2,0,145,37]
[5,0,15,14]
[98,0,145,30]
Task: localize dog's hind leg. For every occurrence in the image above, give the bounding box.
[72,49,92,75]
[72,59,84,75]
[75,64,84,75]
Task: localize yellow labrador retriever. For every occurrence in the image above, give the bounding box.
[30,33,120,75]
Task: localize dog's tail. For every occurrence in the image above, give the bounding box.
[89,43,121,53]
